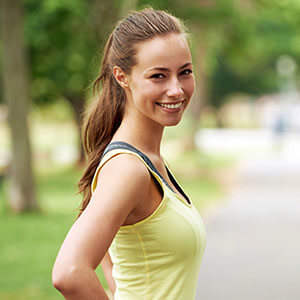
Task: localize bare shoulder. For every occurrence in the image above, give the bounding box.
[98,153,151,186]
[93,153,151,209]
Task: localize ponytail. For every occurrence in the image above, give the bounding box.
[77,33,125,217]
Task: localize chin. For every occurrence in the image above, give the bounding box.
[162,118,182,127]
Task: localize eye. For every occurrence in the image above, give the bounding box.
[180,69,193,76]
[150,73,166,79]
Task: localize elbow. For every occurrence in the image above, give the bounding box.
[52,271,65,292]
[52,267,68,292]
[52,278,64,293]
[52,264,80,293]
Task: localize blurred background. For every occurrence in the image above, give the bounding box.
[1,0,300,299]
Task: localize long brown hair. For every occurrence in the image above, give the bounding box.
[77,8,186,217]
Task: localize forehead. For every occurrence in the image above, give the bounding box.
[133,33,191,71]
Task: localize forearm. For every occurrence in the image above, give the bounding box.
[101,252,116,295]
[54,268,109,300]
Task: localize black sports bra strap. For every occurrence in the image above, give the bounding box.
[101,141,191,204]
[165,164,191,204]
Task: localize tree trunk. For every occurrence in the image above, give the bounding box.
[64,95,86,165]
[1,0,38,212]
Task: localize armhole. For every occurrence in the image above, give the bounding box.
[91,149,165,199]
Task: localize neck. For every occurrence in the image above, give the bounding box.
[112,115,164,157]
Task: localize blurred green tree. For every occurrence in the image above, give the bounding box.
[1,0,300,158]
[24,0,117,163]
[145,0,300,129]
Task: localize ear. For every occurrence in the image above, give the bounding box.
[113,66,129,89]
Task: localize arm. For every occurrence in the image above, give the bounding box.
[52,154,151,299]
[101,251,116,295]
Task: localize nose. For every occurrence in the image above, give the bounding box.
[166,78,184,98]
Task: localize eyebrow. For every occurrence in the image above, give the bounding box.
[147,62,192,72]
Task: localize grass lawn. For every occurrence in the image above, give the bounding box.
[0,213,75,299]
[0,167,108,300]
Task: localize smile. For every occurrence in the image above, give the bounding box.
[156,101,184,109]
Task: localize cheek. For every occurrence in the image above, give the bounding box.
[136,83,164,104]
[132,80,154,97]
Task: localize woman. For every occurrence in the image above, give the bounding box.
[52,8,206,300]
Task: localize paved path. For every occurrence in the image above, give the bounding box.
[196,152,300,300]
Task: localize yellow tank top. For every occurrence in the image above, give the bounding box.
[91,142,206,300]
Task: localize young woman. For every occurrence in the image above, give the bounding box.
[52,8,206,300]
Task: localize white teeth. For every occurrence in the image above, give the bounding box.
[158,101,183,109]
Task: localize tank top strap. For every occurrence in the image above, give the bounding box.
[91,141,167,194]
[104,141,177,188]
[92,141,191,204]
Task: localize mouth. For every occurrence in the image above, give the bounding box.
[156,100,185,109]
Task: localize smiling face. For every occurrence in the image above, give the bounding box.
[117,33,195,129]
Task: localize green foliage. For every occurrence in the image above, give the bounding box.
[24,0,97,104]
[205,0,300,106]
